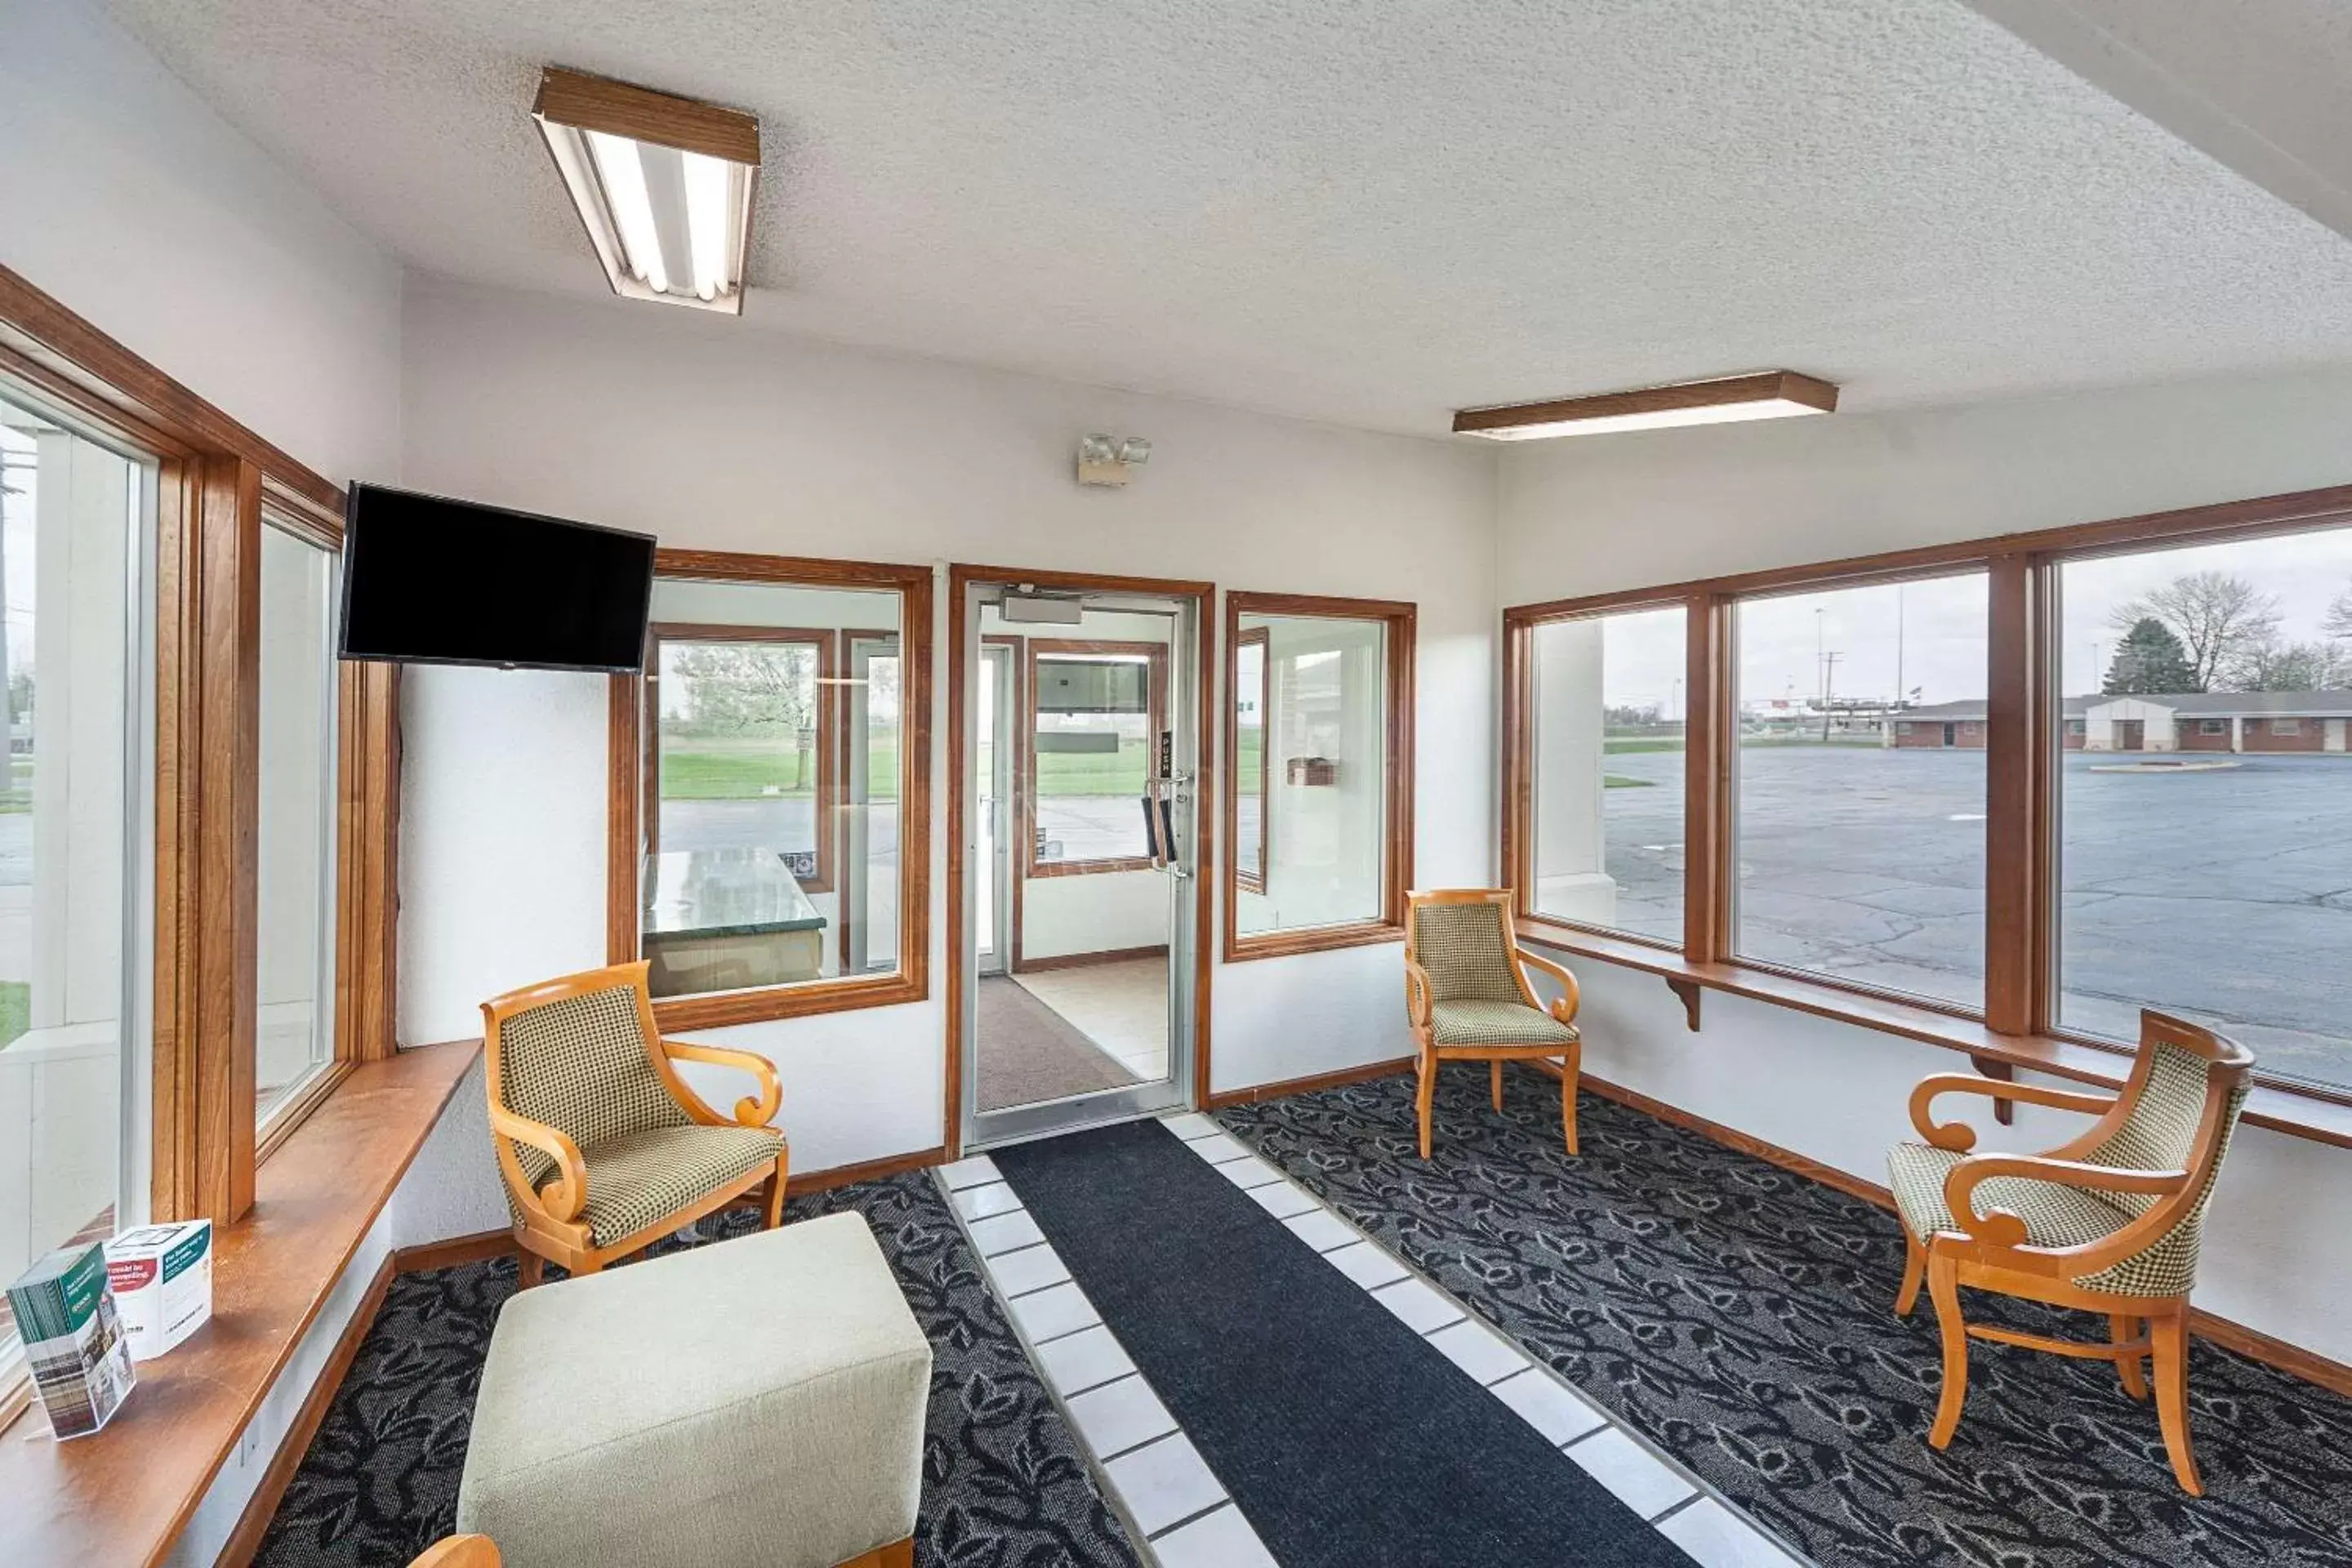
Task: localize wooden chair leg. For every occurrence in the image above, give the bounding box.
[1894,1231,1925,1317]
[2150,1307,2204,1495]
[762,1153,789,1230]
[1927,1252,1969,1449]
[1559,1045,1579,1156]
[1490,1060,1504,1111]
[2112,1313,2149,1401]
[1415,1049,1437,1160]
[515,1249,543,1290]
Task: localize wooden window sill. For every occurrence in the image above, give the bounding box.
[1224,920,1405,964]
[0,1039,481,1568]
[1519,925,2352,1152]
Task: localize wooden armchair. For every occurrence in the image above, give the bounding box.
[1403,889,1583,1160]
[1886,1010,2252,1494]
[483,960,790,1287]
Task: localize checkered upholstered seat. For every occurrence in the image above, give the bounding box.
[492,974,786,1250]
[1887,1142,2129,1254]
[1430,999,1579,1047]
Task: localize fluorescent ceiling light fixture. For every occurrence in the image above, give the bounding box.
[533,67,760,314]
[1452,371,1838,440]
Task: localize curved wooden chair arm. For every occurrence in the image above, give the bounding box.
[1909,1071,2118,1152]
[1514,947,1581,1024]
[661,1039,784,1128]
[490,1104,589,1225]
[409,1536,501,1568]
[1403,960,1433,1030]
[1941,1152,2189,1250]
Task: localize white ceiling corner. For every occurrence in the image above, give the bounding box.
[106,0,2352,438]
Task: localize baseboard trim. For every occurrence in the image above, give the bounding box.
[392,1229,517,1273]
[1206,1055,1414,1110]
[216,1251,398,1568]
[793,1145,949,1194]
[1552,1064,2352,1401]
[1011,944,1168,974]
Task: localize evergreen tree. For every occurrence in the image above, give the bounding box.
[2102,617,2198,694]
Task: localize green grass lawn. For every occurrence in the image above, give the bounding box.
[1603,738,1686,755]
[0,982,29,1049]
[659,729,902,802]
[1605,774,1653,788]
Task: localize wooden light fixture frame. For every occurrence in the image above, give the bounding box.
[1454,371,1838,438]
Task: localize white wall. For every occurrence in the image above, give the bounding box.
[0,0,403,483]
[1497,366,2352,1364]
[396,278,1497,1180]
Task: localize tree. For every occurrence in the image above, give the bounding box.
[2110,571,2280,692]
[2325,581,2352,643]
[667,643,818,786]
[2224,636,2350,693]
[2102,617,2197,695]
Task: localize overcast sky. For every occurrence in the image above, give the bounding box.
[1601,530,2352,713]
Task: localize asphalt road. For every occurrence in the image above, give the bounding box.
[1595,746,2352,1087]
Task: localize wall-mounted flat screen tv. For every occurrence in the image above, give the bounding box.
[338,483,656,672]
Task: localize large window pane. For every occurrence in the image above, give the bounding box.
[639,578,902,1000]
[2056,529,2352,1091]
[256,521,337,1124]
[1029,644,1160,871]
[0,394,145,1370]
[1232,612,1389,936]
[1529,605,1686,944]
[1732,576,1988,1007]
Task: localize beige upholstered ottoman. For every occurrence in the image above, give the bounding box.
[456,1212,932,1568]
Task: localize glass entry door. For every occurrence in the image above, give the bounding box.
[960,581,1200,1150]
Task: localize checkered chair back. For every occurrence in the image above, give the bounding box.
[2071,1016,2252,1297]
[1410,899,1526,1004]
[494,980,689,1190]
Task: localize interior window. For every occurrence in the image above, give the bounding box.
[636,578,902,1000]
[1232,612,1392,937]
[1027,644,1162,873]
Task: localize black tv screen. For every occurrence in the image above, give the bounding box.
[338,484,655,672]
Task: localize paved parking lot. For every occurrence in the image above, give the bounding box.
[1600,746,2352,1088]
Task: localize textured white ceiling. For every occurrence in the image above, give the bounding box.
[106,0,2352,436]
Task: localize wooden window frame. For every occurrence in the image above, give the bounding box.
[643,624,840,895]
[0,264,402,1232]
[1022,638,1168,878]
[1499,595,1699,960]
[1499,479,2352,1138]
[1221,592,1415,964]
[1232,625,1270,896]
[606,549,933,1032]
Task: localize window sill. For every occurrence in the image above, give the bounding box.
[0,1039,481,1567]
[649,969,929,1031]
[1223,919,1405,964]
[1519,926,2352,1152]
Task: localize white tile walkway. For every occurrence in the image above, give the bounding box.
[940,1115,1816,1567]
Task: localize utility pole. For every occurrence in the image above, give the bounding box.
[1820,651,1842,742]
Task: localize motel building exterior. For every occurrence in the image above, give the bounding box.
[1894,692,2352,752]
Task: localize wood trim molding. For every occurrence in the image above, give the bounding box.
[215,1254,396,1568]
[1205,1054,1414,1110]
[153,452,262,1223]
[1221,592,1415,964]
[335,661,402,1065]
[605,554,933,1031]
[534,66,761,165]
[1562,1066,2352,1400]
[1011,943,1168,974]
